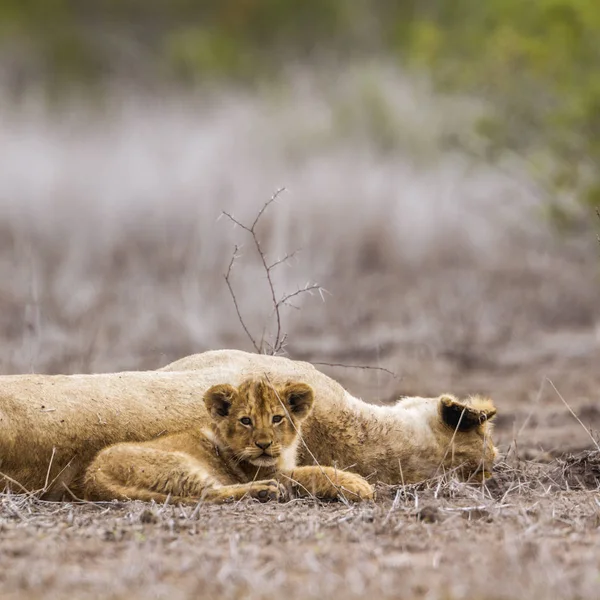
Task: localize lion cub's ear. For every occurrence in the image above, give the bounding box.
[204,384,237,419]
[282,383,314,419]
[440,394,497,432]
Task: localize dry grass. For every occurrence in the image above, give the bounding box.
[1,69,597,379]
[1,454,599,600]
[1,68,599,599]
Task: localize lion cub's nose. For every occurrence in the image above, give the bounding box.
[255,441,272,450]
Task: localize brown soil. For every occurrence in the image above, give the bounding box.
[1,474,599,600]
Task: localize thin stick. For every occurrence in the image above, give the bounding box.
[222,188,285,353]
[221,188,326,355]
[547,378,600,452]
[398,458,406,490]
[42,447,57,492]
[0,470,34,495]
[268,250,299,270]
[516,376,546,439]
[224,246,260,353]
[37,455,77,499]
[311,361,400,380]
[383,489,402,525]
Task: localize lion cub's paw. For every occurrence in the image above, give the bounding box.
[249,480,287,503]
[335,472,375,502]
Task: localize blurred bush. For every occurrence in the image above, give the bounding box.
[1,0,599,219]
[406,0,600,223]
[0,0,373,85]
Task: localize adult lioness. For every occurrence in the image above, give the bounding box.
[84,378,373,503]
[160,350,498,485]
[0,350,496,499]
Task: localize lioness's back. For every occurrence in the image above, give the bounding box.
[161,349,316,377]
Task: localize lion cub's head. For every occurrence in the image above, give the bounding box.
[204,378,314,468]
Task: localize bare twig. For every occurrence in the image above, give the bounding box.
[224,245,260,353]
[268,250,299,270]
[516,377,546,440]
[0,470,34,495]
[221,190,399,380]
[43,447,57,492]
[221,188,326,355]
[547,378,600,452]
[276,284,325,309]
[311,361,400,380]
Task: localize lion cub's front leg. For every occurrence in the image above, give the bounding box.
[279,466,374,502]
[84,443,284,504]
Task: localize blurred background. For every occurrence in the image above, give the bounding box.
[1,0,599,452]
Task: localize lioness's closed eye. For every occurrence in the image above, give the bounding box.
[83,378,374,504]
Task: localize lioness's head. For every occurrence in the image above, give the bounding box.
[204,378,314,468]
[438,394,498,480]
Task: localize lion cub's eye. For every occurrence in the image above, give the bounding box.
[272,415,284,424]
[240,417,252,426]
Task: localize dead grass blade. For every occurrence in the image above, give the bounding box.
[547,378,600,452]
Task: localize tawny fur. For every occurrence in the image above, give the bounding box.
[0,350,497,499]
[84,379,373,503]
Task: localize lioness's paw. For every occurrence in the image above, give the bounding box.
[335,473,375,502]
[249,480,286,503]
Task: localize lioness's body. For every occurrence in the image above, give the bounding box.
[0,350,496,499]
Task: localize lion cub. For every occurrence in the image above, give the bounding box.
[84,378,374,504]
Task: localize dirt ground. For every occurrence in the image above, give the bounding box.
[1,469,599,600]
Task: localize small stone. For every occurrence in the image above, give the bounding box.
[416,505,439,523]
[139,509,158,524]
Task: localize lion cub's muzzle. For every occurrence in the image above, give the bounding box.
[246,442,280,467]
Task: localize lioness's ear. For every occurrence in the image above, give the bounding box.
[204,384,237,419]
[282,383,314,419]
[440,394,497,432]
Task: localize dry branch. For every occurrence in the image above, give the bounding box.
[221,188,326,355]
[224,245,260,353]
[547,378,600,453]
[221,189,400,382]
[311,361,399,380]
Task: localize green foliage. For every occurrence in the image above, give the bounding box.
[164,28,254,81]
[2,0,599,220]
[0,0,368,85]
[406,0,600,219]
